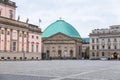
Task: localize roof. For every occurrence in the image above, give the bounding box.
[82,38,90,43]
[42,20,81,38]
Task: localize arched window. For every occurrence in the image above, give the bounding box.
[46,50,50,59]
[31,42,34,52]
[70,50,73,58]
[58,50,62,57]
[36,43,39,52]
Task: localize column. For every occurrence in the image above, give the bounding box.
[10,29,13,51]
[0,27,1,51]
[22,31,24,52]
[26,32,29,52]
[17,30,19,52]
[4,28,7,51]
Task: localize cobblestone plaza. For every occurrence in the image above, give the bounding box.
[0,60,120,80]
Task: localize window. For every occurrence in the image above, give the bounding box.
[92,46,94,50]
[92,52,95,56]
[12,42,17,51]
[32,35,34,39]
[20,57,22,60]
[108,46,111,49]
[102,45,105,49]
[36,44,39,52]
[14,57,16,60]
[58,50,62,57]
[102,38,104,41]
[108,38,110,42]
[114,45,117,49]
[97,45,99,50]
[25,57,27,60]
[102,52,105,56]
[92,38,94,43]
[70,50,73,58]
[31,57,34,59]
[1,57,4,59]
[36,57,38,60]
[1,30,4,34]
[7,57,10,59]
[32,43,34,52]
[7,31,10,35]
[9,10,13,19]
[97,52,99,56]
[36,36,39,39]
[96,38,99,43]
[114,38,117,42]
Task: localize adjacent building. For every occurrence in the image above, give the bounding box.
[89,25,120,60]
[42,20,82,59]
[0,0,42,60]
[82,38,90,59]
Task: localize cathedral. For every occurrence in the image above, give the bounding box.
[42,20,83,59]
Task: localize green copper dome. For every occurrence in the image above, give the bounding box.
[42,20,81,38]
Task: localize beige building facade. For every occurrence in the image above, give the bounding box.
[42,33,82,59]
[89,25,120,60]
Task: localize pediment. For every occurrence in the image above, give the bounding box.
[43,33,74,41]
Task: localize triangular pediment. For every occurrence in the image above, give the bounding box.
[43,32,74,41]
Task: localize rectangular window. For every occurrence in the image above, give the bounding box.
[108,46,111,49]
[97,45,99,50]
[114,45,117,49]
[36,36,39,39]
[96,38,99,43]
[9,10,13,19]
[12,41,16,51]
[92,52,95,56]
[108,38,110,42]
[36,44,39,52]
[92,46,94,50]
[102,45,105,49]
[102,52,105,56]
[92,38,94,43]
[114,38,117,42]
[102,38,104,41]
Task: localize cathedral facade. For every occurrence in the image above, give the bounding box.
[42,20,82,59]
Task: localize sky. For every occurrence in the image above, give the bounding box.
[12,0,120,38]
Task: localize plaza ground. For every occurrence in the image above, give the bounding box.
[0,60,120,80]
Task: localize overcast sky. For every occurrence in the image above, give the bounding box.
[12,0,120,38]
